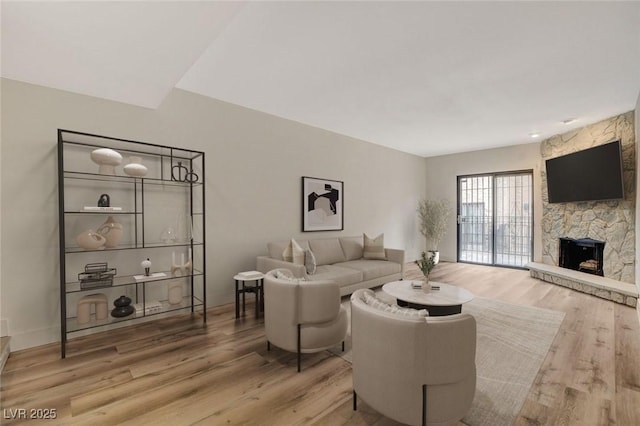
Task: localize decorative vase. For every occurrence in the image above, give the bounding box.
[160,227,176,244]
[422,277,431,293]
[96,216,123,248]
[168,281,183,305]
[111,295,134,318]
[123,156,148,177]
[76,229,107,250]
[90,148,122,175]
[429,250,440,265]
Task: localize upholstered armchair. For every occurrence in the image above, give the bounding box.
[350,289,477,426]
[264,269,348,372]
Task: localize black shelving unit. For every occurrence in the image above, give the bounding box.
[57,129,206,358]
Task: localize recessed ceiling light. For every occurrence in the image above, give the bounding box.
[530,133,540,138]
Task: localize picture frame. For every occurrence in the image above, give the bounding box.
[302,176,344,232]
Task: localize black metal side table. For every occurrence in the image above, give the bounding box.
[234,272,265,318]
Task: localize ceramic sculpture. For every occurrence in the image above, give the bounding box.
[90,148,122,175]
[123,156,148,177]
[96,216,123,248]
[76,229,106,250]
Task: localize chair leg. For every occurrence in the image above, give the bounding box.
[297,324,301,372]
[353,390,357,411]
[267,341,271,351]
[342,341,345,352]
[422,384,427,426]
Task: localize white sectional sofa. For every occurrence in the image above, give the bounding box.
[256,235,405,296]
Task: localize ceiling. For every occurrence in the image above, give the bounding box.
[2,1,640,158]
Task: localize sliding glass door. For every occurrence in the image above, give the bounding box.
[457,171,533,268]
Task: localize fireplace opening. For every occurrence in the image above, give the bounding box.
[558,237,605,276]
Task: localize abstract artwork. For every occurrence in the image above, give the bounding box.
[302,176,344,232]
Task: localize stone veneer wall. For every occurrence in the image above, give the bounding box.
[541,111,636,283]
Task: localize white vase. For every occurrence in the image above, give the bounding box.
[168,280,183,305]
[90,148,122,175]
[76,229,106,250]
[422,277,431,293]
[96,216,123,248]
[123,156,148,177]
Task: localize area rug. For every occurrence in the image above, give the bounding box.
[331,294,565,426]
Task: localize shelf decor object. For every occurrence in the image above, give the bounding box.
[90,148,122,175]
[123,156,148,177]
[301,176,344,232]
[96,216,123,248]
[75,229,107,250]
[58,129,206,358]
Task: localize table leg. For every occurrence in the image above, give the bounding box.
[242,282,246,315]
[235,280,240,318]
[259,278,264,313]
[255,279,259,318]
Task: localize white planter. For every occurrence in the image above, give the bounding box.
[90,148,122,175]
[123,156,148,177]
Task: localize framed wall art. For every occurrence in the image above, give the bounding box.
[302,176,344,232]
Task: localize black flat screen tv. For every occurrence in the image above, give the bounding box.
[545,140,624,203]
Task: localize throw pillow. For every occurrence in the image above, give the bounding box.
[274,269,298,282]
[362,289,428,317]
[363,233,386,260]
[304,249,317,275]
[282,239,305,265]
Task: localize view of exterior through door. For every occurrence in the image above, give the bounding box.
[457,171,533,268]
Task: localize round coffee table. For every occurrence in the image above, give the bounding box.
[382,280,474,316]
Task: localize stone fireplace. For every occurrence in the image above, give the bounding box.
[540,111,636,284]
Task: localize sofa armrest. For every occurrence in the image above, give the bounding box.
[385,248,405,278]
[257,256,307,278]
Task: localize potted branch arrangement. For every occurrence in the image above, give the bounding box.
[415,251,437,293]
[417,198,452,265]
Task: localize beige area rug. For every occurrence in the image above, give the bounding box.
[331,293,565,426]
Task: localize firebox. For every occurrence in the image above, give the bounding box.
[558,237,605,276]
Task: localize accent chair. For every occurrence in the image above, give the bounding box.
[350,288,477,425]
[264,269,348,372]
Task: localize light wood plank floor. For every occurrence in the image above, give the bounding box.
[1,262,639,425]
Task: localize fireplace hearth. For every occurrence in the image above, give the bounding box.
[558,237,605,276]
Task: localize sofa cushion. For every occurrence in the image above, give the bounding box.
[308,238,346,266]
[304,249,317,275]
[339,236,364,261]
[310,265,363,287]
[363,233,386,260]
[283,239,305,265]
[268,239,309,260]
[335,259,401,281]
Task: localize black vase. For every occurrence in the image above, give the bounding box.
[111,295,134,318]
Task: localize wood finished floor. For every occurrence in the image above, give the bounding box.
[1,262,640,425]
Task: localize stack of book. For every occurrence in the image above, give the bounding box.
[238,271,263,279]
[133,301,163,315]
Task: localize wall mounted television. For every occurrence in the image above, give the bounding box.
[545,140,624,203]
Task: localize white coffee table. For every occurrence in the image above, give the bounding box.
[382,280,474,316]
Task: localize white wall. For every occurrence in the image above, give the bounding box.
[1,78,426,350]
[423,143,543,263]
